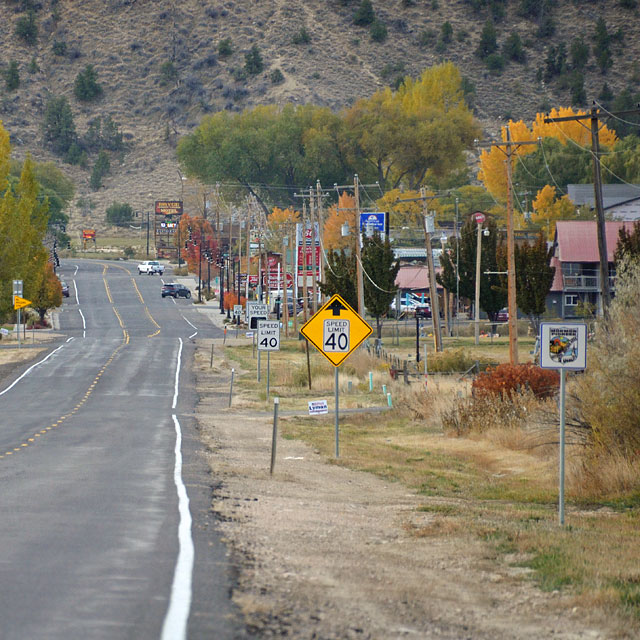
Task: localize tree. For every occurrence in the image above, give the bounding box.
[614,221,640,265]
[15,10,38,46]
[353,0,375,26]
[323,193,356,251]
[31,262,62,324]
[105,202,134,226]
[593,18,613,74]
[43,96,77,156]
[244,45,264,75]
[318,249,357,311]
[503,32,526,63]
[570,36,589,70]
[362,231,399,338]
[455,216,507,322]
[74,65,103,102]
[602,136,640,184]
[5,61,19,91]
[90,151,110,190]
[476,20,498,59]
[531,185,575,237]
[513,232,555,332]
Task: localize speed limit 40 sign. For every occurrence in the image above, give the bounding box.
[257,320,280,351]
[300,294,372,367]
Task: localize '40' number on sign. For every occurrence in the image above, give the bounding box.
[323,319,350,352]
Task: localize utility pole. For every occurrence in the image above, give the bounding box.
[309,187,318,315]
[316,180,325,305]
[301,198,309,322]
[354,175,365,318]
[476,126,538,365]
[395,190,443,352]
[543,104,640,315]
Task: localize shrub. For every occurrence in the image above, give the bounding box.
[292,27,311,45]
[28,57,39,73]
[418,29,437,47]
[485,53,505,73]
[426,348,488,373]
[105,202,133,225]
[270,68,284,84]
[472,363,559,400]
[160,60,178,85]
[16,11,38,46]
[218,38,233,57]
[244,45,264,75]
[5,61,19,91]
[370,19,387,42]
[441,21,453,44]
[569,71,586,106]
[52,40,67,56]
[74,64,102,101]
[353,0,375,26]
[123,246,136,259]
[570,36,589,70]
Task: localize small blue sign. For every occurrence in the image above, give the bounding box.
[359,212,386,234]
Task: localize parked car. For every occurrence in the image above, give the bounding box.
[161,283,191,299]
[61,281,69,297]
[415,304,431,318]
[138,260,164,275]
[496,308,508,322]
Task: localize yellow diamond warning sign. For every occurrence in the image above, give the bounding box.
[300,294,372,367]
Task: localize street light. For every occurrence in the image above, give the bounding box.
[473,212,490,345]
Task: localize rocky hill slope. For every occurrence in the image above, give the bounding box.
[1,0,638,236]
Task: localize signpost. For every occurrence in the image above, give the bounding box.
[300,294,372,457]
[257,320,280,399]
[540,322,587,525]
[12,280,24,349]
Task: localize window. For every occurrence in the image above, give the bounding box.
[565,294,579,306]
[562,263,582,276]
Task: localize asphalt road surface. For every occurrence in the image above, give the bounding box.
[0,260,245,640]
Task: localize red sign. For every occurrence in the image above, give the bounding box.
[155,200,183,216]
[472,212,486,224]
[297,246,321,274]
[267,272,294,289]
[82,229,96,239]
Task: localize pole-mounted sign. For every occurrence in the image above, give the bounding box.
[540,322,587,526]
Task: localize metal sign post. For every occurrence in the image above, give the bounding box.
[257,320,280,400]
[539,323,587,526]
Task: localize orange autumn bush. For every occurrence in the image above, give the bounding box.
[472,363,559,400]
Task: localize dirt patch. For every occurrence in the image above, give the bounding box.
[196,353,622,639]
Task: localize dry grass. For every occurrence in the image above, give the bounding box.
[212,335,640,629]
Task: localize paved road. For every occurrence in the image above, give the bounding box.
[0,260,245,640]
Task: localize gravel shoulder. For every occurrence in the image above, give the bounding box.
[194,349,620,640]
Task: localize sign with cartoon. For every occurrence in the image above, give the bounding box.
[539,323,587,370]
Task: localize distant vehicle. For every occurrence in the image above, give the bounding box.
[415,304,431,318]
[162,283,191,299]
[61,281,69,297]
[138,260,164,275]
[496,308,508,322]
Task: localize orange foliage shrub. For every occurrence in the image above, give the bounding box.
[223,292,246,310]
[472,363,559,399]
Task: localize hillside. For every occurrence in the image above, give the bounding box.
[1,0,639,237]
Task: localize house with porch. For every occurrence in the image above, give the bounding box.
[547,220,636,318]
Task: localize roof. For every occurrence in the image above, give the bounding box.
[395,265,442,291]
[554,220,636,263]
[567,184,640,208]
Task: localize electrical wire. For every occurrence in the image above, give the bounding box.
[593,100,640,129]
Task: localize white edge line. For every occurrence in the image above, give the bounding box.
[161,414,194,640]
[172,337,182,410]
[73,279,79,304]
[0,344,65,396]
[73,264,79,276]
[188,331,198,340]
[181,316,198,331]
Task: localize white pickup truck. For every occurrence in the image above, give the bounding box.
[137,260,165,275]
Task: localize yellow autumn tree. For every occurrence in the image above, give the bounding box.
[532,107,617,148]
[266,206,300,253]
[477,120,536,201]
[323,192,356,251]
[531,185,576,237]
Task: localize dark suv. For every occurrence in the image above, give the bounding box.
[161,283,191,299]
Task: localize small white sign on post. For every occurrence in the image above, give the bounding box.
[308,400,329,415]
[0,328,10,336]
[233,304,243,318]
[257,320,280,351]
[540,323,587,370]
[539,322,587,527]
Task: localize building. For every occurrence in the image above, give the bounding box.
[567,184,640,221]
[547,220,636,318]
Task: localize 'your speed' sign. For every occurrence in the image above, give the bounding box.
[257,320,280,351]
